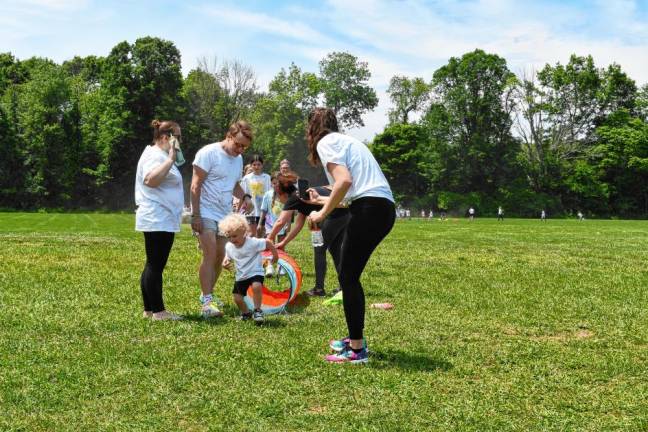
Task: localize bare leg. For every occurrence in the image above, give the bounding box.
[233,293,249,313]
[251,281,263,310]
[198,231,227,296]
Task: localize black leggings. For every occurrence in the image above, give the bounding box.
[338,198,395,340]
[314,212,350,289]
[140,231,175,313]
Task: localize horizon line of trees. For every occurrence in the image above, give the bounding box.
[0,37,646,217]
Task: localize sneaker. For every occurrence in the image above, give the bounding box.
[143,311,153,319]
[199,294,224,308]
[325,347,368,364]
[252,309,264,324]
[152,311,183,321]
[201,302,223,318]
[330,287,342,296]
[265,263,274,277]
[329,337,368,353]
[306,287,326,297]
[239,311,252,321]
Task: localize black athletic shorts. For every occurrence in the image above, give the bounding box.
[233,275,264,296]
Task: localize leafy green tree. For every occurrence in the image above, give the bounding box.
[592,110,648,215]
[387,76,430,124]
[249,64,323,181]
[427,49,519,195]
[319,52,378,129]
[370,123,431,203]
[513,56,637,193]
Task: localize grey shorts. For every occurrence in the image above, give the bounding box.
[201,217,226,237]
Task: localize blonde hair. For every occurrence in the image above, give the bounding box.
[219,213,248,237]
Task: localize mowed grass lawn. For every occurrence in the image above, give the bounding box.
[1,213,648,431]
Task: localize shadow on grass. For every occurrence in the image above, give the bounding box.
[181,313,288,328]
[370,349,453,372]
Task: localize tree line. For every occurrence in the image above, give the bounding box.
[1,37,646,216]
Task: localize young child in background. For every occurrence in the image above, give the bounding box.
[220,213,278,324]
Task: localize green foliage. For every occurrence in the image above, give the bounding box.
[371,123,431,201]
[387,76,430,124]
[319,51,378,129]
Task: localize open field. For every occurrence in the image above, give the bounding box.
[1,213,648,431]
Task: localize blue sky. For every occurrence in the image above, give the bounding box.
[2,0,647,140]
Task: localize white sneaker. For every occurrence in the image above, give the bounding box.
[201,302,223,318]
[265,263,274,277]
[152,311,183,321]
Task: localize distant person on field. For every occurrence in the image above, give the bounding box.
[497,206,504,221]
[135,119,184,321]
[220,213,278,324]
[577,211,584,221]
[541,209,546,222]
[191,120,253,318]
[468,207,475,221]
[420,210,426,218]
[428,209,434,220]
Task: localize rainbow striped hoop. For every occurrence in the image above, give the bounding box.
[243,250,302,314]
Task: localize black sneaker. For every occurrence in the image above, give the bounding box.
[252,309,264,324]
[306,287,326,297]
[239,311,252,321]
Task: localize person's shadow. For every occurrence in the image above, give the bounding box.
[370,349,453,372]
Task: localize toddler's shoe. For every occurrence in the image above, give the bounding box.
[325,347,368,364]
[239,311,252,321]
[265,263,274,277]
[252,308,264,325]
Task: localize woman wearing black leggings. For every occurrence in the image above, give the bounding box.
[134,119,185,321]
[306,108,395,364]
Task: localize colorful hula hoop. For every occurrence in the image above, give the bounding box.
[243,250,302,314]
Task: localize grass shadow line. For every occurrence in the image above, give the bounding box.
[370,349,453,372]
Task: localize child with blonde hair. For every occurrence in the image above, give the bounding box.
[220,213,278,323]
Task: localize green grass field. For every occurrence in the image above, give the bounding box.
[1,213,648,431]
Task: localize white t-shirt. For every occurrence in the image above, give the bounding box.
[193,143,243,221]
[135,145,184,232]
[225,237,267,281]
[316,133,394,203]
[241,172,271,217]
[260,189,287,235]
[469,208,475,215]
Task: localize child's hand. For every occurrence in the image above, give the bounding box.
[222,257,232,271]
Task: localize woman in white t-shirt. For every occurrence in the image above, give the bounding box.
[306,108,396,364]
[134,120,184,321]
[240,154,272,237]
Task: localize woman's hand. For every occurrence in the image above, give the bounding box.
[308,210,325,225]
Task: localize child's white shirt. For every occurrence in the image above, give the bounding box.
[225,237,267,281]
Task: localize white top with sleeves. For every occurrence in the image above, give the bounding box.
[241,172,272,217]
[225,237,267,281]
[193,143,243,222]
[316,132,394,203]
[135,145,184,232]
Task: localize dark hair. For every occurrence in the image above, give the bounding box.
[249,154,264,164]
[151,119,180,144]
[276,172,298,196]
[306,107,338,166]
[227,120,253,141]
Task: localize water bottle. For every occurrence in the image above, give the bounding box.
[174,148,185,167]
[310,223,324,247]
